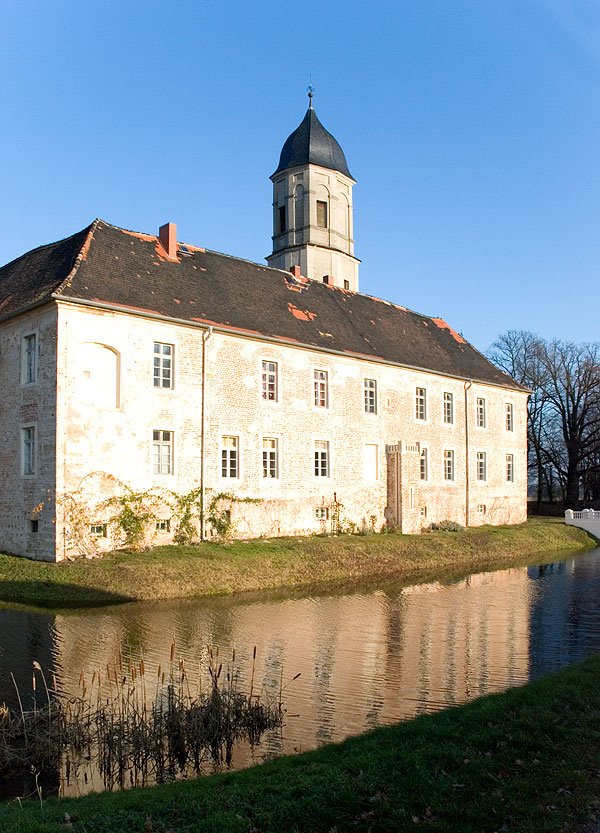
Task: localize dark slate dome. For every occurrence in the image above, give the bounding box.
[273,107,353,179]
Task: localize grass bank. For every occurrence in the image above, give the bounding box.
[0,517,594,611]
[1,656,599,832]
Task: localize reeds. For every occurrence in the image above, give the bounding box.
[0,644,291,796]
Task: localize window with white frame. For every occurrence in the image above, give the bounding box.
[153,342,173,388]
[506,453,514,482]
[476,397,486,428]
[221,435,239,478]
[314,440,329,477]
[314,370,329,408]
[90,523,107,537]
[156,519,171,533]
[153,430,174,474]
[443,391,454,424]
[262,361,278,401]
[506,403,514,432]
[477,504,486,515]
[21,334,37,384]
[364,379,377,414]
[444,449,454,481]
[420,447,428,481]
[262,437,278,479]
[21,426,36,476]
[364,444,379,481]
[415,387,427,420]
[315,506,329,520]
[420,506,428,519]
[476,451,487,481]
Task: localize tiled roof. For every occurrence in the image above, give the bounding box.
[0,219,525,391]
[272,107,353,179]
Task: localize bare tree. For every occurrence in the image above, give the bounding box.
[537,340,600,506]
[489,332,600,509]
[488,331,550,509]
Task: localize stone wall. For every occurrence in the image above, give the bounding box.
[0,306,58,560]
[48,302,528,560]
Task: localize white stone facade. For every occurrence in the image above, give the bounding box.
[0,298,528,561]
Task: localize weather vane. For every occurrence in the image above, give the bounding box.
[307,79,315,108]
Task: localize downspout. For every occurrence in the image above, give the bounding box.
[464,380,472,527]
[200,326,213,541]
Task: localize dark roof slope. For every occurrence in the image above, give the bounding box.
[273,108,353,179]
[0,219,525,391]
[0,225,92,318]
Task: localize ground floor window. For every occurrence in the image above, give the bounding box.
[314,440,329,477]
[153,430,174,474]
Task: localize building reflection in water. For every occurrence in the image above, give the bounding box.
[2,549,599,798]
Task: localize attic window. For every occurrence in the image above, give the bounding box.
[343,280,350,290]
[317,200,328,228]
[279,206,287,234]
[322,276,329,285]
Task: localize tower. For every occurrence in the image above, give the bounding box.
[267,93,360,291]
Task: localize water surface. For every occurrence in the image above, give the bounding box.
[1,546,599,796]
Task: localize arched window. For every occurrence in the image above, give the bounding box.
[294,185,304,230]
[77,343,121,408]
[316,186,330,229]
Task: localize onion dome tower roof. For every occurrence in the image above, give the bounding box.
[272,107,353,179]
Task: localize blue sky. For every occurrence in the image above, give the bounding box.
[1,0,599,351]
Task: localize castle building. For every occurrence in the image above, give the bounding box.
[0,102,528,561]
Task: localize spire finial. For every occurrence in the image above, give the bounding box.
[307,79,315,109]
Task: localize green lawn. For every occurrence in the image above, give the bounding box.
[1,656,599,832]
[0,517,594,610]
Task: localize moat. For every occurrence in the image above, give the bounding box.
[1,545,599,798]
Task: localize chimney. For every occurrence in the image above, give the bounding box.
[159,222,177,259]
[290,265,302,278]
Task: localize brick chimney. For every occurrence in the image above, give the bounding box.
[290,265,302,278]
[159,222,177,259]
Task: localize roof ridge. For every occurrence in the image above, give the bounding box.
[52,219,100,297]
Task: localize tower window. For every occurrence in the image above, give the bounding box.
[316,200,328,228]
[279,206,286,234]
[343,280,350,290]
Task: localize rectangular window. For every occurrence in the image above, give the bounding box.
[262,437,278,479]
[315,506,329,520]
[506,403,514,432]
[279,205,286,233]
[420,506,427,519]
[314,369,329,408]
[364,379,377,414]
[506,453,514,482]
[476,397,486,428]
[90,524,107,537]
[443,392,454,424]
[316,200,328,228]
[477,504,486,515]
[156,519,171,533]
[153,342,173,389]
[420,447,428,481]
[314,440,329,477]
[364,444,379,481]
[153,430,174,474]
[343,280,350,290]
[21,426,36,476]
[444,449,454,481]
[262,360,278,401]
[477,451,487,481]
[221,435,239,478]
[22,333,37,384]
[30,519,39,533]
[415,387,427,420]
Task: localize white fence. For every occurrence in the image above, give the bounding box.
[565,509,600,537]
